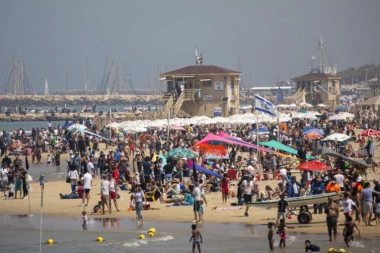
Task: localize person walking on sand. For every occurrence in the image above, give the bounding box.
[108,174,120,212]
[100,175,111,214]
[220,173,229,204]
[192,182,202,223]
[243,175,254,217]
[82,169,92,207]
[324,196,339,241]
[189,224,202,253]
[134,186,145,226]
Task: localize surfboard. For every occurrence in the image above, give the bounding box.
[245,192,340,208]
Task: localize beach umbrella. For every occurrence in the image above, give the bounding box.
[170,125,186,131]
[322,133,351,142]
[304,131,323,140]
[67,123,87,131]
[62,122,73,130]
[164,147,198,159]
[298,161,329,171]
[303,128,325,136]
[360,129,380,137]
[251,127,270,134]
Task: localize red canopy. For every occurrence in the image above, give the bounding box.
[360,129,380,137]
[193,132,273,153]
[298,161,329,171]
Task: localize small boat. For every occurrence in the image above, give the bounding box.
[246,192,339,208]
[246,192,340,224]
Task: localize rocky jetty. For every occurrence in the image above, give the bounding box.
[0,94,163,107]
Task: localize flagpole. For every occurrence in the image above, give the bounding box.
[39,189,44,253]
[255,111,259,144]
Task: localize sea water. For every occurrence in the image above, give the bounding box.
[0,215,378,253]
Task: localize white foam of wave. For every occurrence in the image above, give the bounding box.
[151,235,174,242]
[350,240,365,248]
[123,242,140,247]
[122,235,174,248]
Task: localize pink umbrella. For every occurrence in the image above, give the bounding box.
[170,125,186,131]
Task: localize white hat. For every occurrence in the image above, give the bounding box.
[357,176,362,182]
[231,165,235,168]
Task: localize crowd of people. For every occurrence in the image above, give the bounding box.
[1,111,380,250]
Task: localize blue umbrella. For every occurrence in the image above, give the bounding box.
[303,128,325,136]
[192,163,222,178]
[251,127,270,134]
[62,122,73,130]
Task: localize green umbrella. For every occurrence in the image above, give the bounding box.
[164,147,197,159]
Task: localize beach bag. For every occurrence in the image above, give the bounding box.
[66,176,71,183]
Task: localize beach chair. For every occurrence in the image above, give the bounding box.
[144,187,162,202]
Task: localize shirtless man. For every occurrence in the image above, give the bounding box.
[189,224,203,253]
[343,216,360,247]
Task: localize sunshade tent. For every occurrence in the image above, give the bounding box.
[258,140,314,160]
[321,146,369,168]
[298,161,329,171]
[165,147,197,159]
[322,133,351,142]
[194,132,273,153]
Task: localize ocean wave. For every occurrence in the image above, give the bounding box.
[122,235,174,248]
[151,235,174,242]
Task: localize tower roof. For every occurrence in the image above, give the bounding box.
[292,73,341,82]
[161,65,241,77]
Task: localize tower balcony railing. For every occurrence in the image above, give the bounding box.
[162,89,200,102]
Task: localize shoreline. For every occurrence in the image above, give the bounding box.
[1,179,379,240]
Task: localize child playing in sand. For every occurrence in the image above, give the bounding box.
[47,152,52,166]
[82,210,88,231]
[343,216,360,247]
[305,240,320,252]
[277,219,286,248]
[37,173,47,191]
[267,222,274,250]
[8,181,14,200]
[189,224,202,253]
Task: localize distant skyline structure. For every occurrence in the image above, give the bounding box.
[98,55,135,95]
[1,55,35,95]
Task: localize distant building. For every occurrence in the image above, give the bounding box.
[160,65,242,117]
[292,72,341,108]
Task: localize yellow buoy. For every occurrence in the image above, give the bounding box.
[97,237,104,242]
[148,232,154,237]
[47,239,54,244]
[339,249,346,253]
[139,234,145,239]
[148,228,156,233]
[328,248,336,253]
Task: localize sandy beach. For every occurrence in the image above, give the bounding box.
[1,140,380,240]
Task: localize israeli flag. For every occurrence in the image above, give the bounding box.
[255,95,277,117]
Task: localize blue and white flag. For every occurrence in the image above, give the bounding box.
[255,95,277,117]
